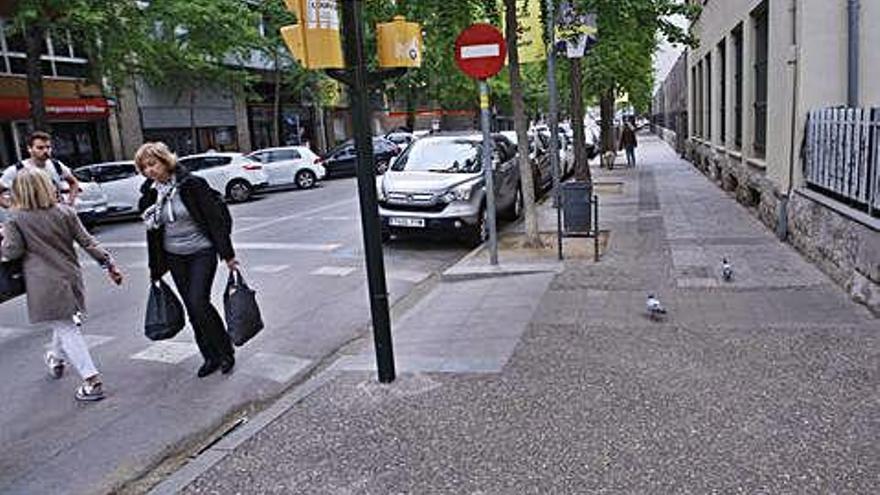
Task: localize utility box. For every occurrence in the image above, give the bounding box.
[562,181,592,235]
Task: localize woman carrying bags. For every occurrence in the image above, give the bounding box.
[135,142,237,378]
[1,167,123,402]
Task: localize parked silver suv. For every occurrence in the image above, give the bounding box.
[378,132,522,246]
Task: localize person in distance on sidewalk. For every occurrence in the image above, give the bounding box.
[135,142,237,378]
[1,168,124,402]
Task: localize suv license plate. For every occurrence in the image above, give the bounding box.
[389,217,425,228]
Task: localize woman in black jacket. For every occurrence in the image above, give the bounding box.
[135,142,236,377]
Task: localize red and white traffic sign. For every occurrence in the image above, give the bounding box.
[454,24,506,80]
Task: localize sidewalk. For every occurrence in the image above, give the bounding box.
[152,135,878,494]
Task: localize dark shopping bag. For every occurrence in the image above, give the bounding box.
[0,259,25,304]
[144,279,185,340]
[223,269,263,346]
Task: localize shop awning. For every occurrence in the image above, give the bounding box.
[0,97,110,121]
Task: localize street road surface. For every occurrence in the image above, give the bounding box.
[0,177,469,494]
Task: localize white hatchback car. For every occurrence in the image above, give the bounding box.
[74,161,142,220]
[178,152,269,202]
[245,146,325,190]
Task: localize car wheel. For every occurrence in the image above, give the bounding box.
[295,169,317,189]
[511,187,524,219]
[466,206,488,247]
[226,180,253,203]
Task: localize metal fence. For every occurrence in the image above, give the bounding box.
[804,107,880,215]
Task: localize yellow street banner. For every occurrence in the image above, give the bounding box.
[498,0,546,64]
[280,0,344,69]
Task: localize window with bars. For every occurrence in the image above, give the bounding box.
[718,39,726,143]
[706,53,712,140]
[732,24,743,148]
[692,66,699,138]
[752,3,768,156]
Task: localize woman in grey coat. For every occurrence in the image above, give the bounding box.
[1,168,123,401]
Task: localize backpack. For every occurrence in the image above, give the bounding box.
[15,159,63,176]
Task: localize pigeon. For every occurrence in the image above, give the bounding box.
[646,294,667,319]
[721,258,733,282]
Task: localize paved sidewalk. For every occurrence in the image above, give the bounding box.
[154,135,879,494]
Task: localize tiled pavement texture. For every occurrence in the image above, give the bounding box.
[177,135,879,494]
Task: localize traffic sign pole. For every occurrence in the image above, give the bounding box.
[479,80,498,265]
[545,0,564,261]
[454,23,506,267]
[339,0,395,383]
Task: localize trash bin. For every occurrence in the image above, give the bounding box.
[562,181,592,235]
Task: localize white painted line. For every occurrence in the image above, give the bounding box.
[250,264,291,274]
[236,198,356,234]
[311,266,356,277]
[0,326,27,341]
[83,334,115,349]
[461,44,500,59]
[101,241,341,252]
[240,352,312,383]
[388,269,430,284]
[131,342,200,364]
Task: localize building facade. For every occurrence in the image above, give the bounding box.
[0,19,114,167]
[652,51,688,155]
[685,0,880,312]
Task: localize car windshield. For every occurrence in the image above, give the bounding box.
[391,139,482,173]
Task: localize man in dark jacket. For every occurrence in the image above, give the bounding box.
[619,117,638,167]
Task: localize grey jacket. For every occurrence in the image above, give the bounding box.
[1,205,112,323]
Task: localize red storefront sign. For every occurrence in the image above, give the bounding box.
[0,97,110,120]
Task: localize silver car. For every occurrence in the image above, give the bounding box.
[378,133,522,246]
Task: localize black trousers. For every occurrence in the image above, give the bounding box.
[166,249,233,363]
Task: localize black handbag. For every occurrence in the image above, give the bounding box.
[144,279,185,340]
[0,259,25,304]
[223,269,263,346]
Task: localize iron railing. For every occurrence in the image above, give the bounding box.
[804,107,880,216]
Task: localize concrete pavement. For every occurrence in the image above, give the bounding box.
[152,134,879,494]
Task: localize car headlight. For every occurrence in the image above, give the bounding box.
[440,182,474,203]
[376,180,387,202]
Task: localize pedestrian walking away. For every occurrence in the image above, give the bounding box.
[135,142,239,378]
[619,117,638,167]
[0,168,124,402]
[0,130,80,208]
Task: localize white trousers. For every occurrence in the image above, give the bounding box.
[46,318,99,380]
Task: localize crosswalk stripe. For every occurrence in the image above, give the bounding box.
[130,342,200,364]
[310,266,356,277]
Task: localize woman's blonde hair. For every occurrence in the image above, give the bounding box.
[134,142,177,174]
[12,167,58,210]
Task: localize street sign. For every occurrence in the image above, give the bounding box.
[454,24,507,80]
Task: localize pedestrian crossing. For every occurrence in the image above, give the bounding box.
[0,324,312,385]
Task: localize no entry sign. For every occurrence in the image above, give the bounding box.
[454,24,506,80]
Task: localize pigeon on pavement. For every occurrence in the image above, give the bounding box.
[646,294,667,320]
[721,258,733,282]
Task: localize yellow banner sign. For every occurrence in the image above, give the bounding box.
[499,0,546,64]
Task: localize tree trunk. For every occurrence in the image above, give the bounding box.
[570,57,591,184]
[24,22,47,131]
[189,88,197,153]
[272,50,282,147]
[504,0,542,247]
[600,88,615,166]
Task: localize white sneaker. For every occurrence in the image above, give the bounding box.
[45,352,65,379]
[75,380,105,402]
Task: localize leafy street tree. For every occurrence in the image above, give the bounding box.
[572,0,697,179]
[504,0,542,247]
[9,0,262,147]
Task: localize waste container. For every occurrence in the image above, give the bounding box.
[562,181,592,235]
